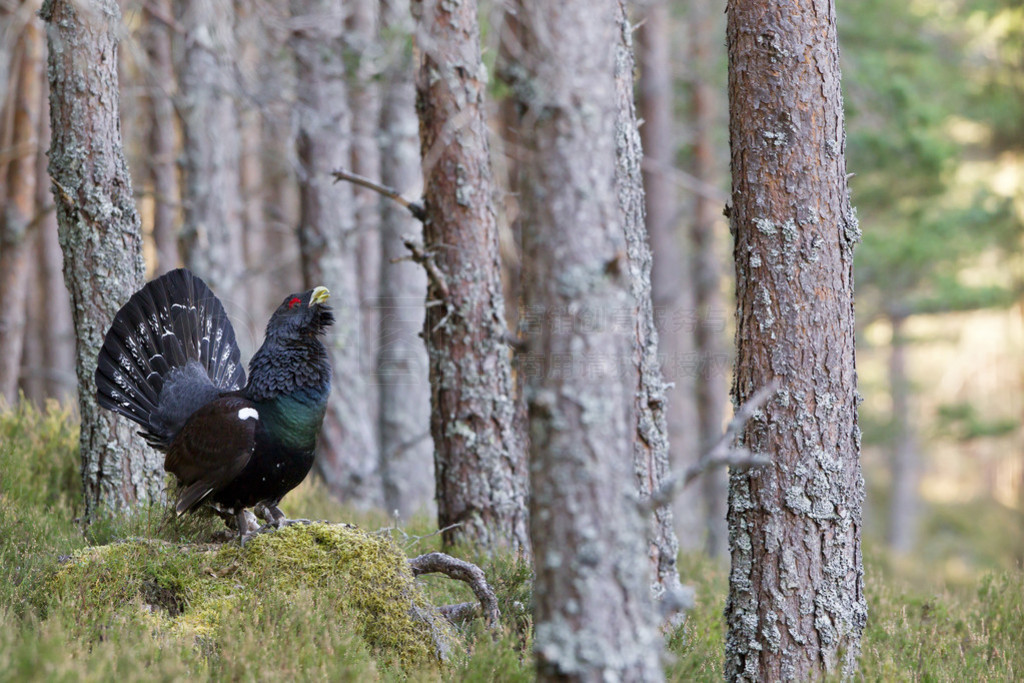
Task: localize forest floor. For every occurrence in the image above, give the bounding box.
[1,401,1022,681]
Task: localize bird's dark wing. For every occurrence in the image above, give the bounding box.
[165,395,259,514]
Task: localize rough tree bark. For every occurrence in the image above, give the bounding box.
[725,0,867,679]
[613,0,684,609]
[0,6,42,404]
[292,0,381,507]
[514,0,663,678]
[411,0,530,554]
[41,0,162,516]
[636,0,704,549]
[886,312,918,553]
[179,0,245,298]
[378,0,434,518]
[689,0,729,558]
[143,0,179,273]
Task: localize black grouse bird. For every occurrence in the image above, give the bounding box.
[95,268,333,540]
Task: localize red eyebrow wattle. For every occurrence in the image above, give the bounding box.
[288,297,301,309]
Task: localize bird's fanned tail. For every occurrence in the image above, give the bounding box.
[95,268,246,448]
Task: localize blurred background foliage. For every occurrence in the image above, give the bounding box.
[839,0,1024,567]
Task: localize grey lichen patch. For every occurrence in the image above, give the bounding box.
[779,218,798,243]
[454,163,473,207]
[756,31,792,61]
[446,419,477,448]
[756,286,775,331]
[842,206,861,245]
[762,610,782,653]
[784,485,812,515]
[796,205,820,227]
[762,129,789,148]
[754,217,777,236]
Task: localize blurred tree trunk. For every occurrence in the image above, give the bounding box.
[143,0,179,274]
[41,0,162,517]
[20,249,44,404]
[378,0,433,519]
[887,312,918,553]
[636,1,703,550]
[613,0,684,610]
[514,1,663,678]
[412,0,530,554]
[347,0,382,434]
[255,5,300,312]
[292,0,381,507]
[725,0,867,679]
[0,7,42,404]
[495,8,524,338]
[33,74,75,401]
[179,0,245,297]
[689,0,729,558]
[236,0,273,350]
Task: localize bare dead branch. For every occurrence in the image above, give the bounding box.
[642,157,730,203]
[645,380,780,511]
[142,0,184,34]
[332,168,426,222]
[437,602,478,622]
[408,551,500,628]
[374,521,464,550]
[400,236,450,300]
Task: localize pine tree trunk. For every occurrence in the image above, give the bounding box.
[689,0,729,558]
[886,312,918,553]
[613,0,684,609]
[725,0,867,679]
[236,0,273,350]
[636,1,705,550]
[378,0,434,519]
[495,8,524,344]
[411,0,530,554]
[514,1,663,678]
[0,8,43,404]
[347,0,382,436]
[143,0,179,273]
[41,0,162,517]
[179,0,245,297]
[292,0,382,508]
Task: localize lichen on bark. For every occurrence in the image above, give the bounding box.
[41,0,161,518]
[724,0,867,680]
[411,0,530,556]
[514,0,664,678]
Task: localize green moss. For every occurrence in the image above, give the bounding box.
[34,523,457,675]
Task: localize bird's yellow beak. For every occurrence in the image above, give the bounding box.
[311,286,330,305]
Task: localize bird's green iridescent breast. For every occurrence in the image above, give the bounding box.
[255,392,327,451]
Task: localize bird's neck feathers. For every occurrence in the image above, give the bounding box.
[245,337,331,404]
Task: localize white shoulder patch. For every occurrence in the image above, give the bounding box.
[238,407,259,421]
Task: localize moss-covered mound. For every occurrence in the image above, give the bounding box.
[35,523,456,674]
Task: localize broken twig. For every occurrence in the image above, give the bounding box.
[332,168,427,222]
[401,236,450,300]
[645,380,781,510]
